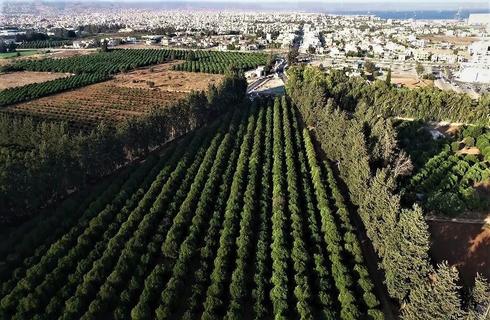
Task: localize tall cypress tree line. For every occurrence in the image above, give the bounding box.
[285,65,480,319]
[0,71,248,224]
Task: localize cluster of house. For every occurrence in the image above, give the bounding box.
[2,7,489,83]
[295,15,487,64]
[458,40,490,83]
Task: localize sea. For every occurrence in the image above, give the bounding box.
[20,1,490,21]
[338,9,490,20]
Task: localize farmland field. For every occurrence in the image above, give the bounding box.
[1,63,223,130]
[112,61,223,92]
[400,123,490,217]
[0,48,267,112]
[0,98,383,320]
[0,71,71,90]
[0,50,39,59]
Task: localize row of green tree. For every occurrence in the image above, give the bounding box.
[3,49,178,75]
[0,70,248,223]
[0,73,109,107]
[0,123,221,319]
[16,40,73,49]
[291,65,490,126]
[62,122,224,320]
[173,61,261,74]
[286,64,490,320]
[121,128,224,320]
[4,48,267,76]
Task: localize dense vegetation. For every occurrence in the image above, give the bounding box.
[173,50,267,74]
[1,49,488,320]
[286,65,489,320]
[402,145,490,216]
[3,48,266,75]
[293,65,490,126]
[395,120,449,170]
[4,49,176,74]
[0,69,247,222]
[399,124,490,216]
[0,73,109,107]
[16,40,73,49]
[0,97,384,319]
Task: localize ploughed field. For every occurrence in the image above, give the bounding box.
[0,64,223,131]
[0,98,383,320]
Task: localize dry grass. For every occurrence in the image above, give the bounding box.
[391,76,433,89]
[113,61,223,92]
[420,35,480,45]
[0,71,72,90]
[458,147,481,156]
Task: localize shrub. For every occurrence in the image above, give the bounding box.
[427,191,466,216]
[451,141,461,152]
[368,309,385,320]
[476,136,490,152]
[462,126,483,139]
[363,292,380,308]
[464,154,479,164]
[463,137,475,147]
[484,146,490,161]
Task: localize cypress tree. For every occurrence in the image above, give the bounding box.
[402,262,466,320]
[385,68,391,86]
[386,206,431,301]
[468,273,490,319]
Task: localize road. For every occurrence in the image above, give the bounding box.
[432,69,481,99]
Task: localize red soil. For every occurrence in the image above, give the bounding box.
[428,220,490,286]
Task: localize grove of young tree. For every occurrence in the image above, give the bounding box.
[0,97,386,320]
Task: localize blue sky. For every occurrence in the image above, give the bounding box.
[5,0,488,10]
[165,0,488,2]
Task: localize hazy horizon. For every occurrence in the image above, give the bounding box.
[2,0,490,11]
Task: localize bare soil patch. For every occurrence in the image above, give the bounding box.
[113,62,223,92]
[47,49,97,59]
[391,76,433,89]
[458,146,481,156]
[428,220,490,286]
[0,71,71,90]
[432,123,461,137]
[420,35,480,45]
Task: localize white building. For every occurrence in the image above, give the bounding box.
[468,14,490,26]
[458,40,490,83]
[458,67,490,83]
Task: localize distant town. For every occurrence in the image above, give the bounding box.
[1,2,489,97]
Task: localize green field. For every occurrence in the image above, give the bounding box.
[0,50,39,59]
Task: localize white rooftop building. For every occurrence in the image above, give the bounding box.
[458,67,490,83]
[468,14,490,26]
[458,40,490,83]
